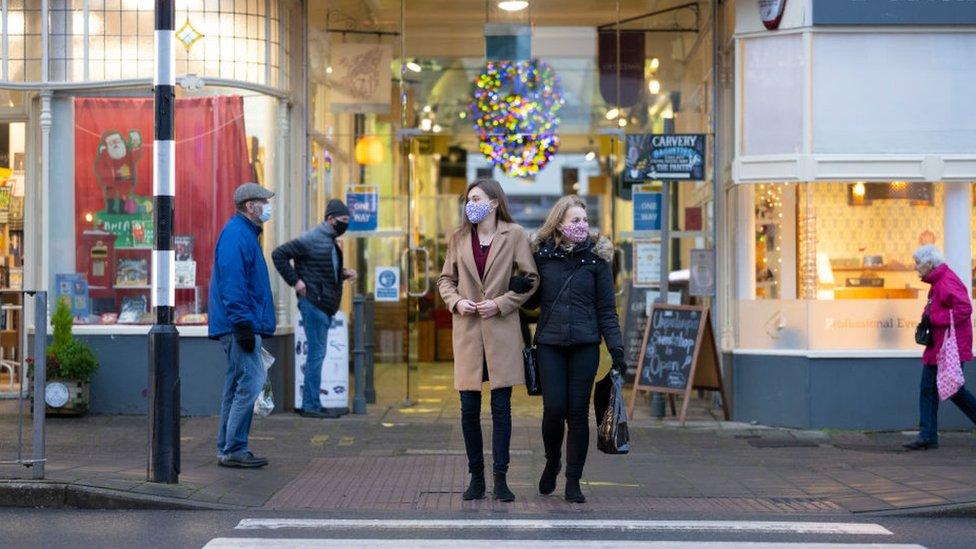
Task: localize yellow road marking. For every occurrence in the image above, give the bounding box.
[338,436,354,446]
[582,481,641,488]
[396,408,440,414]
[311,435,329,446]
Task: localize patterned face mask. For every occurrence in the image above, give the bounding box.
[465,201,493,224]
[560,221,589,243]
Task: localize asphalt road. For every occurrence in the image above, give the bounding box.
[0,509,975,548]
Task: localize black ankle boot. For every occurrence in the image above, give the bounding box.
[493,472,515,502]
[538,460,560,495]
[462,472,486,501]
[565,477,585,503]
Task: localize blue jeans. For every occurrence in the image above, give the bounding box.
[918,364,976,444]
[298,297,332,412]
[216,333,266,457]
[460,387,512,475]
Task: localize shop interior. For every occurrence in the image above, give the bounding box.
[0,122,25,397]
[752,182,967,301]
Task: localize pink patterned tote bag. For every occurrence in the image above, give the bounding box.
[936,311,966,401]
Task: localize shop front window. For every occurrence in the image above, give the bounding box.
[3,1,287,86]
[739,182,945,351]
[54,92,276,326]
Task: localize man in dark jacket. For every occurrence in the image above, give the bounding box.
[272,199,356,418]
[209,182,278,468]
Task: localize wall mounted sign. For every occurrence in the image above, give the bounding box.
[375,266,400,302]
[632,191,663,232]
[759,0,788,30]
[633,239,662,288]
[347,186,379,232]
[625,134,705,182]
[329,43,392,114]
[813,0,976,25]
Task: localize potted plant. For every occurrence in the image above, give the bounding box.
[31,297,99,416]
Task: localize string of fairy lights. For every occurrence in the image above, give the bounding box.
[756,183,785,296]
[470,59,565,177]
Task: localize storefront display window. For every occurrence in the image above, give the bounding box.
[739,182,947,351]
[7,1,286,86]
[64,94,271,326]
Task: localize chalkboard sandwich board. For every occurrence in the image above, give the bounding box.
[629,304,729,424]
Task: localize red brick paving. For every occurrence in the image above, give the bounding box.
[267,455,845,514]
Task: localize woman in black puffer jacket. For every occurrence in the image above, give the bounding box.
[529,195,625,504]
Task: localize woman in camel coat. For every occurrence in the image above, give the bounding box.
[437,177,538,503]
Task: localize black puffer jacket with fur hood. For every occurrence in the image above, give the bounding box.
[529,234,625,361]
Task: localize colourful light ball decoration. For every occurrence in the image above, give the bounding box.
[470,59,564,177]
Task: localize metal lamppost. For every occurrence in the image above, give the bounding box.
[148,0,180,484]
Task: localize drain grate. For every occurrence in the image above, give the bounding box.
[413,493,844,514]
[832,443,907,454]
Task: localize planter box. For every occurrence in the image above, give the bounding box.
[34,379,91,416]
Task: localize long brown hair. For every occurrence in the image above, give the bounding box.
[536,195,587,248]
[449,177,515,248]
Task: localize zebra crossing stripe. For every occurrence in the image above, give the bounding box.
[205,540,922,549]
[234,519,893,536]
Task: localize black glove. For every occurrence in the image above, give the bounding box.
[610,347,627,376]
[234,323,256,353]
[508,275,534,294]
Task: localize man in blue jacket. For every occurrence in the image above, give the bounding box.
[209,182,277,468]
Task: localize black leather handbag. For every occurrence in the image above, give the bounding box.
[916,312,933,347]
[523,264,582,396]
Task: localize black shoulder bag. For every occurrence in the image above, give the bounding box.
[916,301,933,346]
[523,264,583,396]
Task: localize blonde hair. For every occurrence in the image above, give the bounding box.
[537,195,587,248]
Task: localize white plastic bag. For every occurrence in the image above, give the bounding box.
[253,347,276,417]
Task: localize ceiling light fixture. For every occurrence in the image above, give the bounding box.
[406,61,422,73]
[650,57,660,70]
[497,1,529,12]
[648,79,661,94]
[584,151,596,162]
[605,108,619,120]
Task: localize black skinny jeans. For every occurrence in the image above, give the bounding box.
[460,386,512,475]
[538,343,600,480]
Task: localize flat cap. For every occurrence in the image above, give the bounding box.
[234,182,274,204]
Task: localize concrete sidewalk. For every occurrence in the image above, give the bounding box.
[2,363,976,515]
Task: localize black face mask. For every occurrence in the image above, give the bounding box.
[333,220,349,236]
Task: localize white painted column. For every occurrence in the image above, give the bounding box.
[944,182,973,297]
[276,99,290,325]
[735,184,756,300]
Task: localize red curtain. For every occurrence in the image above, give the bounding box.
[73,96,253,316]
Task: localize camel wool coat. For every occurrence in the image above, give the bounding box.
[438,221,539,391]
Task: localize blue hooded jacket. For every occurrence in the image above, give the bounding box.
[208,213,277,338]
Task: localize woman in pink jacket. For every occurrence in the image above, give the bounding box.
[905,245,976,450]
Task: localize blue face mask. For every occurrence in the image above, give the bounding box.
[465,201,493,224]
[259,202,273,223]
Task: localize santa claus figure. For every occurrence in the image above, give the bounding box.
[94,129,142,214]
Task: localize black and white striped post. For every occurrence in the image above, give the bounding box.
[148,0,180,484]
